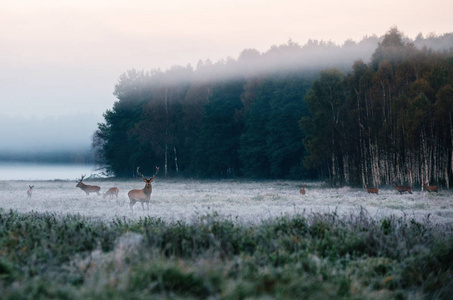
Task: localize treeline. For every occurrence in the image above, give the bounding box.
[94,28,453,185]
[302,28,453,187]
[93,70,312,178]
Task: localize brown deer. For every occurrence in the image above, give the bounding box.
[27,185,34,198]
[365,184,379,194]
[128,166,159,211]
[103,187,119,199]
[299,184,306,195]
[76,175,101,196]
[393,182,412,194]
[423,182,438,193]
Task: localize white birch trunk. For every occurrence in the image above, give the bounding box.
[174,146,179,173]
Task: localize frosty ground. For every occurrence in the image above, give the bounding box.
[1,180,452,225]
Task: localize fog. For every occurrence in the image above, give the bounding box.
[0,113,99,154]
[1,0,452,161]
[3,32,453,161]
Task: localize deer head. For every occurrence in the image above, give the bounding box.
[137,166,159,188]
[76,174,87,188]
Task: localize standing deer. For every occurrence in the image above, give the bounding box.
[76,175,101,196]
[27,185,34,198]
[128,166,159,211]
[393,182,412,194]
[299,184,306,195]
[365,184,379,194]
[423,182,438,193]
[103,187,119,199]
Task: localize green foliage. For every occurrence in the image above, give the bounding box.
[240,74,310,178]
[0,208,451,299]
[94,27,453,184]
[195,80,245,177]
[302,28,453,186]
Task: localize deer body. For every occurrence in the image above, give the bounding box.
[299,185,306,195]
[365,184,379,194]
[423,183,438,193]
[76,175,101,196]
[27,185,34,198]
[128,167,159,211]
[393,182,412,194]
[103,187,119,199]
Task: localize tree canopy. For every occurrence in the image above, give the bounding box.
[94,28,453,186]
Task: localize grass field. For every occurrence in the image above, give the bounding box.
[0,179,452,299]
[1,179,452,224]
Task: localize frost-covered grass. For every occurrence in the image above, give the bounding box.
[0,179,452,225]
[0,208,452,299]
[0,179,452,298]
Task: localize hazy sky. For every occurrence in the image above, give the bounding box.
[0,0,452,151]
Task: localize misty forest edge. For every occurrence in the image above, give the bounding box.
[92,28,453,187]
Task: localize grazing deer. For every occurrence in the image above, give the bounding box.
[128,166,159,211]
[27,185,34,198]
[76,175,101,196]
[365,184,379,194]
[299,184,306,195]
[423,182,438,193]
[393,182,412,194]
[103,187,119,199]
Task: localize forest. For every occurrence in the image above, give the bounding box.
[93,28,453,187]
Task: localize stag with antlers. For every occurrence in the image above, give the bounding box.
[76,175,101,196]
[128,166,159,211]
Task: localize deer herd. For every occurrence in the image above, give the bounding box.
[25,166,160,212]
[24,165,440,211]
[73,167,159,211]
[299,181,438,195]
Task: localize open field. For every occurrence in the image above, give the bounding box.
[1,179,452,225]
[1,179,452,299]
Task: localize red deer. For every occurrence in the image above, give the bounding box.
[128,166,159,211]
[76,175,101,196]
[27,185,34,198]
[423,182,438,193]
[393,182,412,194]
[103,187,119,199]
[299,184,306,195]
[365,184,379,194]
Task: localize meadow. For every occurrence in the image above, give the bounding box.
[0,179,452,299]
[1,179,452,224]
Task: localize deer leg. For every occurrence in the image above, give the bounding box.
[129,199,136,211]
[141,202,145,210]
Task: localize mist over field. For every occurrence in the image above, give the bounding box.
[0,114,99,164]
[2,179,452,225]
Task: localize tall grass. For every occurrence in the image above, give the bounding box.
[0,208,451,299]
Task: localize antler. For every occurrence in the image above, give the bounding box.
[77,174,86,183]
[136,166,159,179]
[152,166,159,178]
[136,167,145,179]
